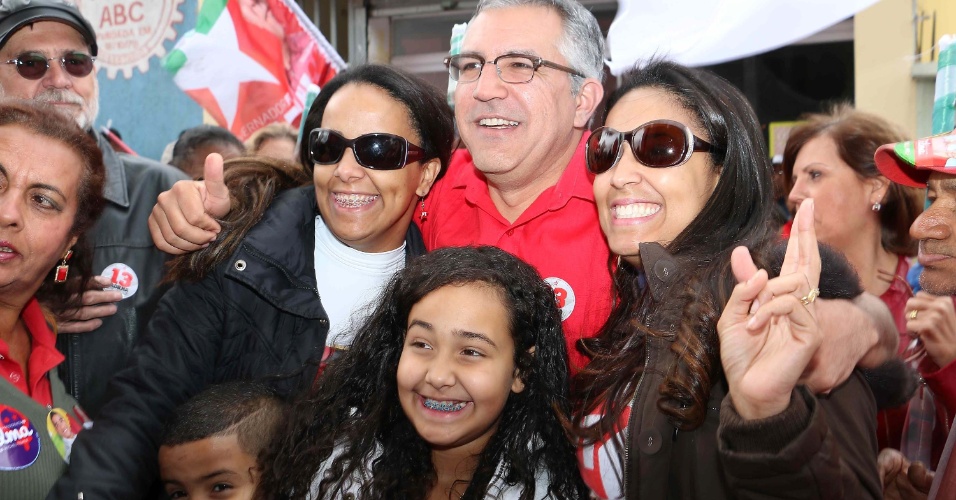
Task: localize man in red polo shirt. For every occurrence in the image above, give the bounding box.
[148,0,610,371]
[419,0,609,370]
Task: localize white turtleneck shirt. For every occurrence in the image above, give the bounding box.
[313,216,406,348]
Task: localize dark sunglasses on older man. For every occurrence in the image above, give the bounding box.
[3,51,96,80]
[309,129,427,170]
[586,119,716,174]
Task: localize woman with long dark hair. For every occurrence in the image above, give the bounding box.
[261,246,588,499]
[572,60,881,499]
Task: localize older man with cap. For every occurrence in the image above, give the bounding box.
[874,129,956,500]
[0,0,188,418]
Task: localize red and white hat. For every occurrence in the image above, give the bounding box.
[874,128,956,187]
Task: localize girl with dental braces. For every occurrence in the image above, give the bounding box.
[258,246,587,499]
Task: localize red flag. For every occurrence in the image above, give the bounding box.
[165,0,345,140]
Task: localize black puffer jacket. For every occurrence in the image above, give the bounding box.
[49,186,427,499]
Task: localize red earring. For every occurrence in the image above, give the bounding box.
[54,249,73,283]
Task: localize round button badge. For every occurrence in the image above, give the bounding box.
[544,277,576,321]
[0,405,41,471]
[100,263,140,299]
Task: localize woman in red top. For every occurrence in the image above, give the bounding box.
[784,106,923,344]
[0,100,105,495]
[783,107,940,464]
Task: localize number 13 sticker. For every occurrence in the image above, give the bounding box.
[544,277,576,321]
[100,263,139,299]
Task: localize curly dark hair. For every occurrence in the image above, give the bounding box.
[258,246,587,499]
[572,60,778,437]
[0,99,106,315]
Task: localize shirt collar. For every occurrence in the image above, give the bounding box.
[94,131,129,208]
[449,133,595,208]
[638,242,680,302]
[21,298,59,349]
[548,133,596,207]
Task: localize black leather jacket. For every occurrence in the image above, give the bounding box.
[55,132,188,417]
[49,186,427,499]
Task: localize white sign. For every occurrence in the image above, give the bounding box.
[76,0,186,79]
[606,0,878,74]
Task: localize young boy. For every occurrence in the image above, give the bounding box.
[158,381,285,499]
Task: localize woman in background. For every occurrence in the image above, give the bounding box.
[784,107,937,463]
[784,105,922,342]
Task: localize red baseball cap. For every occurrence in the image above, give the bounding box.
[874,128,956,187]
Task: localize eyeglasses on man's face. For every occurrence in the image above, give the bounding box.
[3,51,95,80]
[443,53,585,84]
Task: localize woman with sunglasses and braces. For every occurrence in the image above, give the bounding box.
[58,65,455,497]
[571,60,882,499]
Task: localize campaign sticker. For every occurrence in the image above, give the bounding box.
[544,277,576,321]
[47,409,79,463]
[100,263,139,299]
[0,405,40,470]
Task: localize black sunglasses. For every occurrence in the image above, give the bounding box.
[3,51,95,80]
[586,120,715,174]
[308,129,427,170]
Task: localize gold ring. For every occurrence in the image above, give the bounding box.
[800,288,820,306]
[908,309,919,321]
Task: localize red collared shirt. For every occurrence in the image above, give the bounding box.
[420,136,612,371]
[0,297,63,408]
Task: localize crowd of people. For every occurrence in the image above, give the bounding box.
[1,0,955,499]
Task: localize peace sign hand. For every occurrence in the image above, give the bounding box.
[717,200,823,420]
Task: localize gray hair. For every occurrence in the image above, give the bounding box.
[473,0,605,93]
